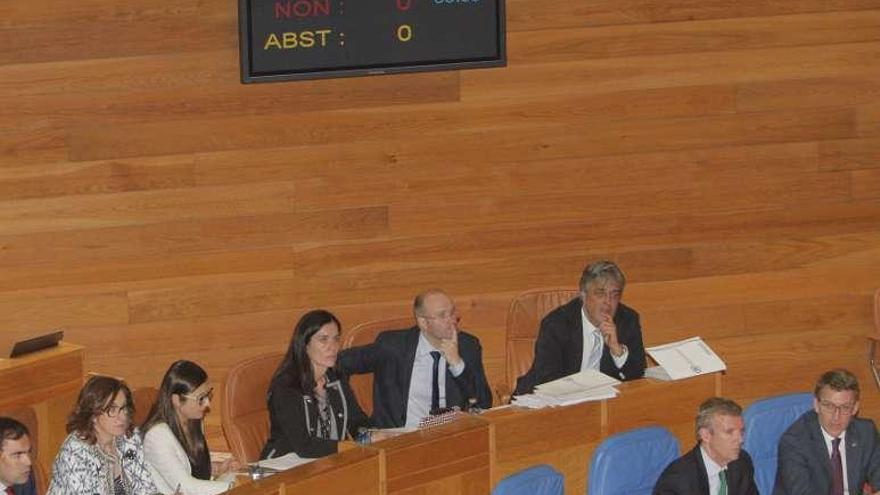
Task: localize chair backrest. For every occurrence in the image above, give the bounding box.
[131,386,159,427]
[342,317,413,416]
[0,406,47,495]
[506,289,579,390]
[874,288,880,333]
[492,464,564,495]
[743,392,813,495]
[221,352,283,462]
[588,425,680,495]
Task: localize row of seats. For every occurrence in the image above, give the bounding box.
[493,392,814,495]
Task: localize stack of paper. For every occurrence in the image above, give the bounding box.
[254,452,317,473]
[511,369,620,409]
[646,337,726,381]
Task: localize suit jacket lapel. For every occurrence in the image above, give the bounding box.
[399,327,420,407]
[692,445,711,495]
[807,413,835,489]
[568,298,584,371]
[845,421,864,490]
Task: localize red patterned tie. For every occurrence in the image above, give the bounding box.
[831,437,844,495]
[6,486,15,495]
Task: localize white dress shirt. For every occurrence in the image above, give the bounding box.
[580,308,628,372]
[404,332,465,428]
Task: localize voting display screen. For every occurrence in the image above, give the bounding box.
[239,0,506,82]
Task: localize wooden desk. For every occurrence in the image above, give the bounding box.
[225,373,722,495]
[607,372,721,440]
[227,416,490,495]
[0,342,84,474]
[484,372,722,494]
[230,448,382,495]
[373,415,491,495]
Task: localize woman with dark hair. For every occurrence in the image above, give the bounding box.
[261,309,369,459]
[48,375,157,495]
[143,360,239,494]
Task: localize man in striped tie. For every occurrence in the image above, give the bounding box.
[654,397,758,495]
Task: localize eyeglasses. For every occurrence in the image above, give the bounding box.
[818,400,856,416]
[182,388,214,406]
[420,310,460,323]
[103,403,133,418]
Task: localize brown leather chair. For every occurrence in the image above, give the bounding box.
[1,407,47,495]
[342,317,414,416]
[221,352,282,462]
[875,288,880,333]
[505,288,579,392]
[131,386,158,427]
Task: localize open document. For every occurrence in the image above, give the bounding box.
[254,452,317,473]
[645,337,726,381]
[512,369,620,409]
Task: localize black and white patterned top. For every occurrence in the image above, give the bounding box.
[47,429,157,495]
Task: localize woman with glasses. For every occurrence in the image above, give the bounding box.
[261,309,369,459]
[142,360,240,494]
[48,375,157,495]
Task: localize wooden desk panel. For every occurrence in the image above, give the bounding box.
[229,448,381,495]
[225,374,723,495]
[374,415,491,495]
[607,373,722,445]
[0,342,84,476]
[485,372,723,494]
[484,400,603,494]
[0,342,84,406]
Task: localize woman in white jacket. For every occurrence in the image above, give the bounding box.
[142,360,240,495]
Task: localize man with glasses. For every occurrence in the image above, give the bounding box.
[514,260,646,395]
[774,368,880,495]
[0,417,35,495]
[337,289,492,428]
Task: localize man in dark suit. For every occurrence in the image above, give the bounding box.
[337,289,492,428]
[0,417,36,495]
[654,397,758,495]
[774,368,880,495]
[514,260,646,395]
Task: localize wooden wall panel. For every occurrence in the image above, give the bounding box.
[504,0,880,31]
[2,0,880,461]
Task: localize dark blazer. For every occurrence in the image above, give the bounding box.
[261,368,369,459]
[773,410,880,495]
[336,326,492,428]
[514,297,646,395]
[654,444,758,495]
[8,475,36,495]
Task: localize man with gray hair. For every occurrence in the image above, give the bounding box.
[774,368,880,495]
[654,397,758,495]
[514,260,646,394]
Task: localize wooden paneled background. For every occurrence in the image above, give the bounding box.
[2,0,880,439]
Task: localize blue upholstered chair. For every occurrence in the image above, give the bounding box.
[492,464,564,495]
[743,392,813,495]
[587,425,680,495]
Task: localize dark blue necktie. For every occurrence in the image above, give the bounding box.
[430,351,441,413]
